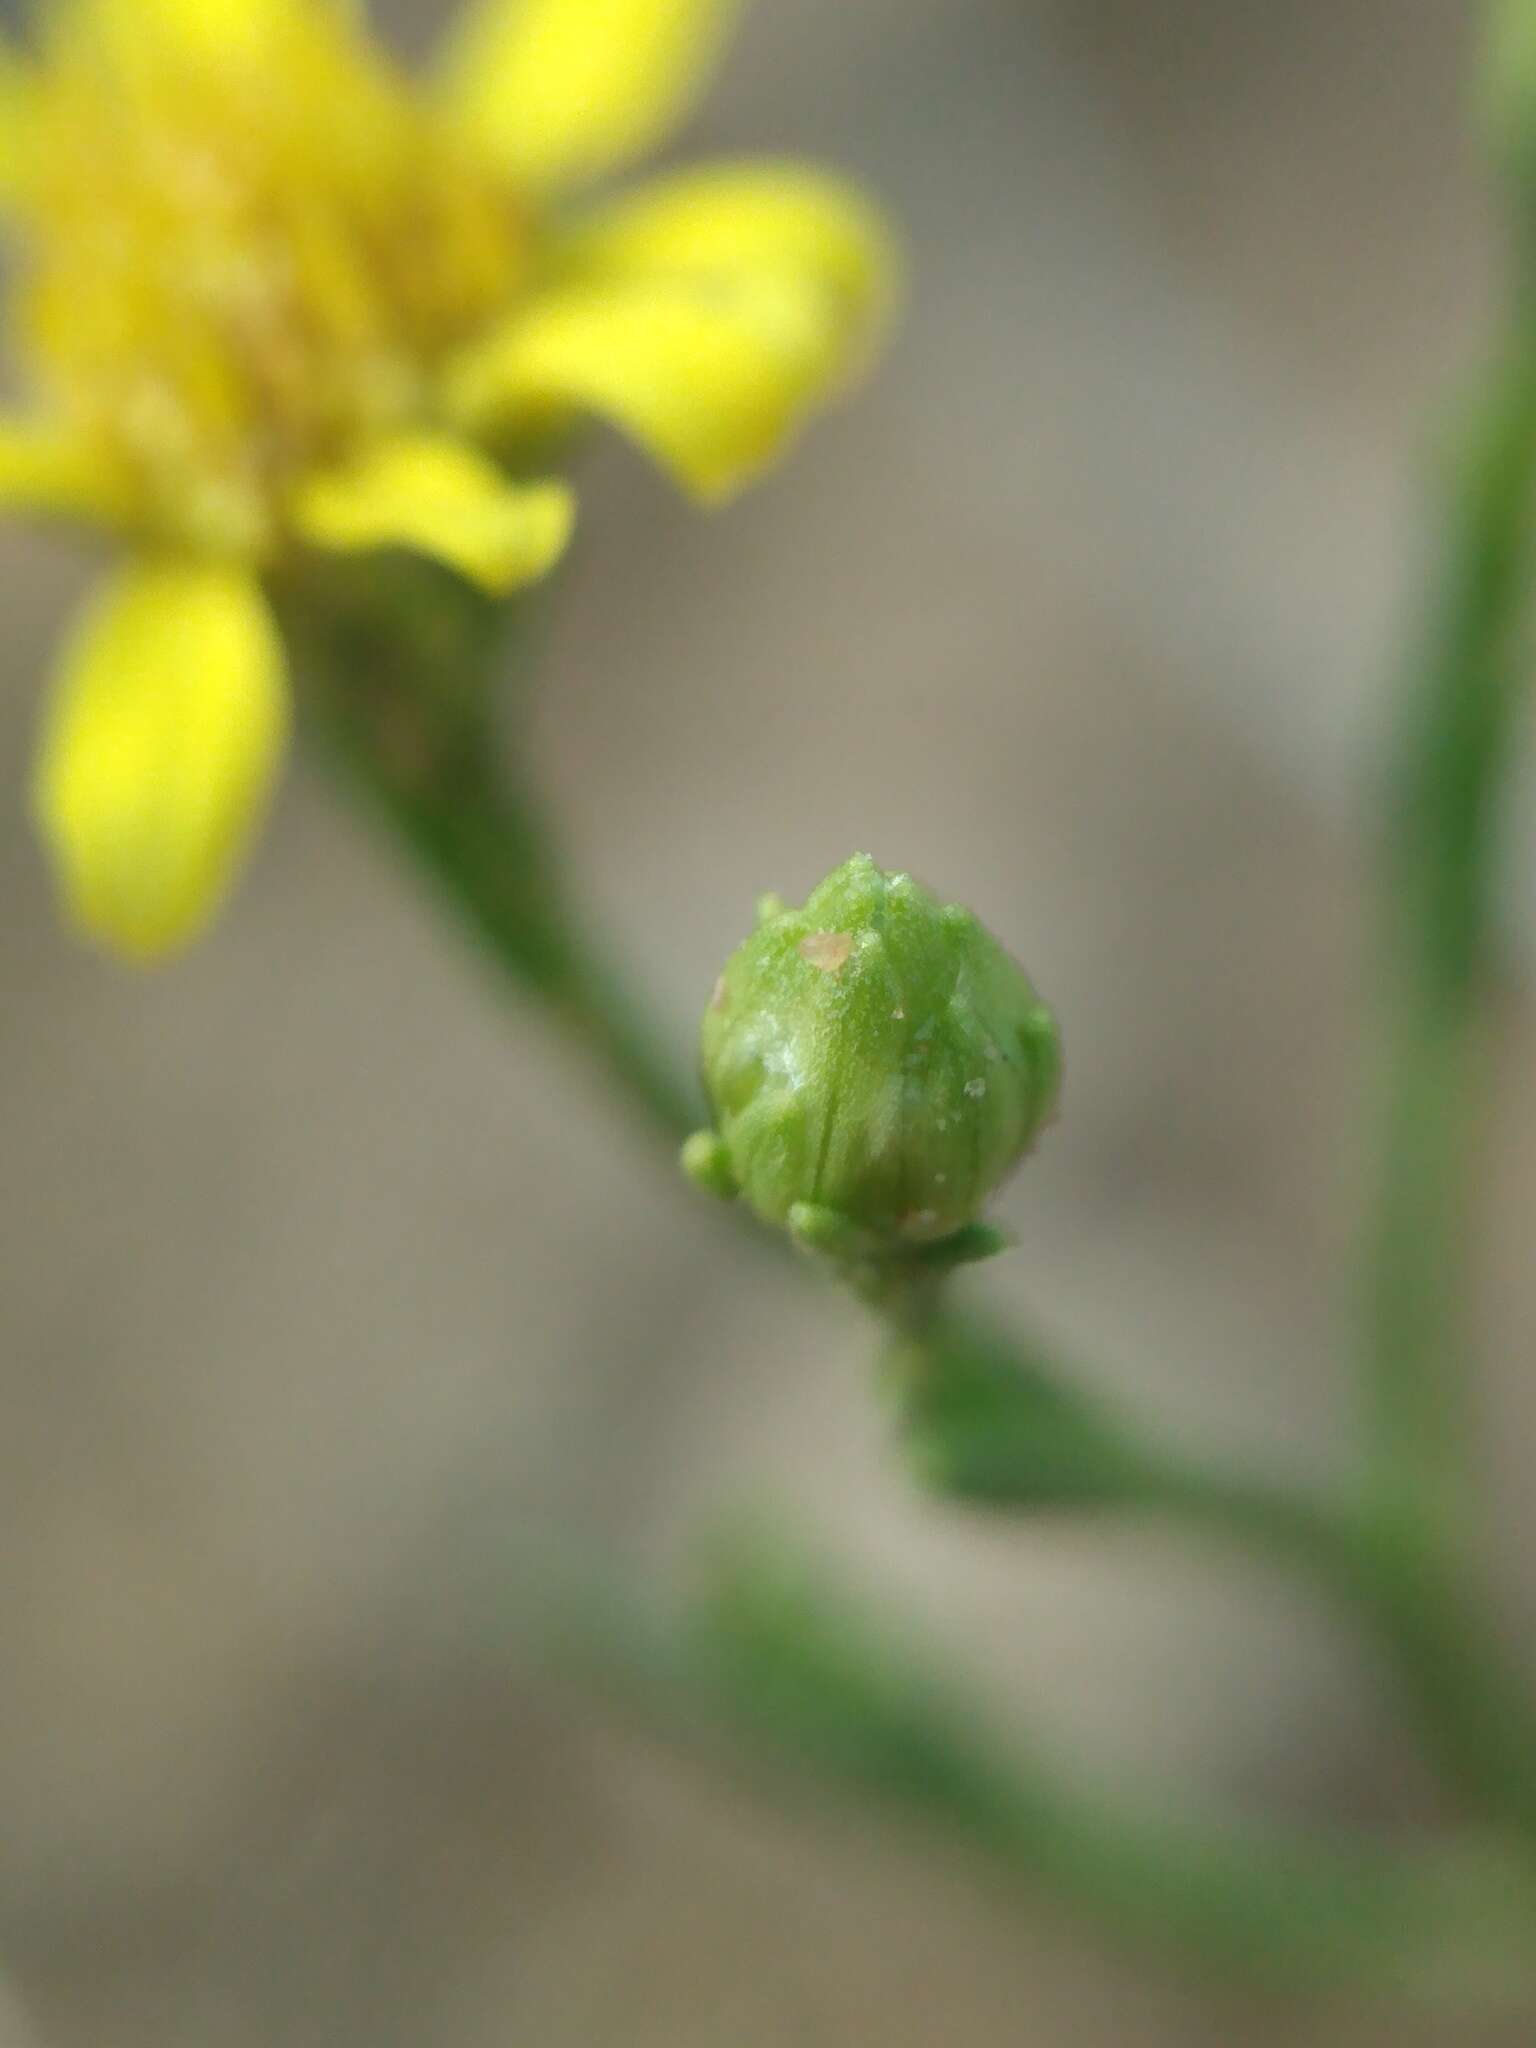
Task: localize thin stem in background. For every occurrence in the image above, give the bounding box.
[1366,344,1536,1531]
[1359,335,1536,1828]
[570,1538,1536,2001]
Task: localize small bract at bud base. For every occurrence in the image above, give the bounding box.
[683,854,1061,1261]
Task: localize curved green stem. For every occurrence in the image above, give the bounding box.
[887,1299,1536,1827]
[575,1538,1536,2000]
[287,548,1536,1826]
[279,558,698,1149]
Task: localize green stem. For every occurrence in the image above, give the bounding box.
[1353,1533,1536,1831]
[573,1541,1536,1999]
[284,565,1382,1625]
[883,1296,1536,1817]
[1366,339,1536,1531]
[286,551,1536,1830]
[286,516,1536,1900]
[1357,327,1536,1824]
[279,560,698,1150]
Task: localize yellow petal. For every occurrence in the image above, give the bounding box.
[292,432,574,595]
[32,559,289,962]
[39,0,371,102]
[47,0,346,58]
[437,0,743,193]
[447,273,843,502]
[0,420,127,525]
[559,162,901,365]
[141,0,307,39]
[0,40,39,204]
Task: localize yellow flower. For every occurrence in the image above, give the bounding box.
[2,0,898,959]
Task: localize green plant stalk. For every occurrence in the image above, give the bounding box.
[1356,327,1536,1827]
[811,1235,1536,1939]
[566,1539,1536,2001]
[877,1278,1536,1825]
[289,542,1536,1836]
[279,559,697,1149]
[287,563,1359,1591]
[288,479,1536,1982]
[1366,341,1536,1527]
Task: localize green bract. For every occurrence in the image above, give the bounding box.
[683,854,1061,1260]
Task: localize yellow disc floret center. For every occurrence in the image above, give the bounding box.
[12,2,525,556]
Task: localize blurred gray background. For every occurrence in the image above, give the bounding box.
[1,0,1531,2041]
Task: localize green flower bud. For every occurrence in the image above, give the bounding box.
[683,854,1061,1260]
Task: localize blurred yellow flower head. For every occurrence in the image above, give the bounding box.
[1,0,897,958]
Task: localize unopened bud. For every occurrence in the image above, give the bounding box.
[683,854,1061,1260]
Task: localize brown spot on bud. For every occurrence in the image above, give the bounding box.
[799,931,854,975]
[710,976,728,1012]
